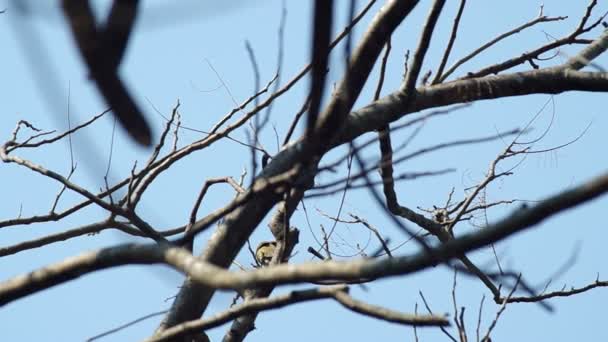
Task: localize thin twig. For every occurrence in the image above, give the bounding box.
[433,0,466,84]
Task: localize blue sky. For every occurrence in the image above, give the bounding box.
[1,1,607,341]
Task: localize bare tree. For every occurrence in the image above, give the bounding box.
[1,1,608,341]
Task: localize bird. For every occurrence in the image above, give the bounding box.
[255,241,278,266]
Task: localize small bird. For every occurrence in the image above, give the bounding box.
[255,241,278,266]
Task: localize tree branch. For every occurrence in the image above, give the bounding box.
[2,170,607,307]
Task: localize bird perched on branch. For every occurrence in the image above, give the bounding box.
[255,241,277,266]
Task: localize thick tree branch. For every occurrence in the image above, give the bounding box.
[2,170,607,307]
[336,68,608,146]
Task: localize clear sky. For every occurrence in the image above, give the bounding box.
[0,1,607,341]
